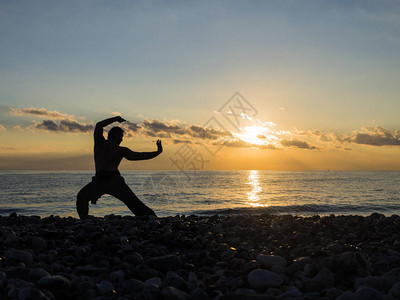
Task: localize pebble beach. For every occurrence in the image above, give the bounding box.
[1,213,400,299]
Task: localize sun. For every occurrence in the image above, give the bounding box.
[237,125,279,146]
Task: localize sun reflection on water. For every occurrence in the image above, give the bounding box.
[247,170,267,207]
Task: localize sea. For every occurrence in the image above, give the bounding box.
[0,170,399,218]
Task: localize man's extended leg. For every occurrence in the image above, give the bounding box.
[76,182,94,219]
[110,179,157,216]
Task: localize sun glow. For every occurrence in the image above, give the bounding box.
[237,125,279,146]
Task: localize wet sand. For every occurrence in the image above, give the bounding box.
[1,213,400,299]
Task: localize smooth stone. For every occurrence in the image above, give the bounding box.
[145,277,162,287]
[110,269,125,285]
[142,289,163,299]
[18,287,47,300]
[293,256,312,267]
[162,286,191,300]
[292,232,309,244]
[256,254,287,268]
[37,275,71,290]
[347,233,358,239]
[5,233,19,246]
[42,289,55,300]
[6,278,33,288]
[83,289,97,298]
[0,271,6,289]
[220,294,277,300]
[121,279,145,294]
[29,268,51,280]
[163,273,187,291]
[234,288,257,294]
[124,252,144,265]
[31,237,47,249]
[389,282,400,297]
[77,280,95,294]
[74,266,109,275]
[304,292,322,299]
[326,242,343,254]
[144,284,160,292]
[271,265,286,275]
[323,287,344,300]
[248,269,283,289]
[305,268,335,292]
[277,287,303,299]
[6,267,30,280]
[338,252,365,274]
[191,287,210,300]
[97,280,114,295]
[355,276,381,290]
[336,291,357,300]
[5,250,33,265]
[187,272,199,293]
[75,246,91,258]
[354,287,383,300]
[144,255,182,272]
[244,260,260,273]
[8,287,20,299]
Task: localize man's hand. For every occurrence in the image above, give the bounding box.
[156,140,163,153]
[114,116,126,123]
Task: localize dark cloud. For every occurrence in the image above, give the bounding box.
[125,121,141,132]
[280,139,318,150]
[141,119,186,137]
[32,119,94,133]
[60,119,94,133]
[188,125,232,140]
[33,120,60,131]
[9,107,74,119]
[121,121,141,137]
[172,139,193,144]
[138,119,232,140]
[351,127,400,146]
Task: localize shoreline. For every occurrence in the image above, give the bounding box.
[1,213,400,299]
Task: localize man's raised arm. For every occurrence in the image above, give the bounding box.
[94,116,125,141]
[123,140,163,161]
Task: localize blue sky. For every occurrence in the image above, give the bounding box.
[1,0,400,169]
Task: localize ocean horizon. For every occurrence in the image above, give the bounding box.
[0,170,399,218]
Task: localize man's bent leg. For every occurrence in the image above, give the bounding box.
[76,182,94,219]
[110,180,157,216]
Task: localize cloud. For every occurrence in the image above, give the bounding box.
[280,139,318,150]
[350,127,400,146]
[12,106,400,152]
[295,126,400,149]
[223,139,279,150]
[134,119,232,140]
[141,119,186,137]
[187,125,232,140]
[9,107,75,119]
[122,121,141,137]
[31,119,94,133]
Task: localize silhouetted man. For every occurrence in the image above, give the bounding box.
[76,116,162,219]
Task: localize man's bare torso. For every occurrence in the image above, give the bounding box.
[94,140,124,172]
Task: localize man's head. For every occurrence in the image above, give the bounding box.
[108,127,124,144]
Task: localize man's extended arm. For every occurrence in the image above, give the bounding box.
[123,140,163,161]
[94,116,125,141]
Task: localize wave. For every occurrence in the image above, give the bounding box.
[192,203,400,216]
